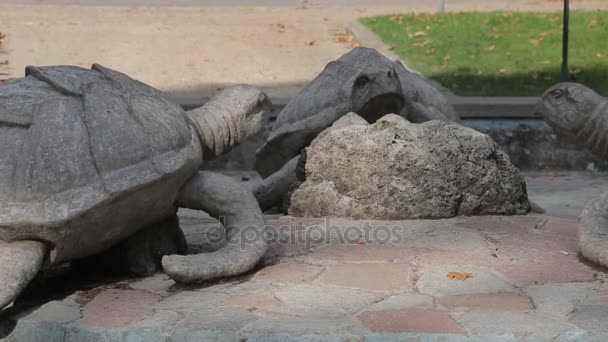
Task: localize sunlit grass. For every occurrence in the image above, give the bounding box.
[361,11,608,96]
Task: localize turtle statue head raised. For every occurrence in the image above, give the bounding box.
[350,66,404,123]
[536,82,604,140]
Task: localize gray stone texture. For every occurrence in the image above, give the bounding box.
[537,82,608,270]
[394,60,460,123]
[0,64,271,310]
[289,113,530,219]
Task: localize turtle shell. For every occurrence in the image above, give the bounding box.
[0,64,202,264]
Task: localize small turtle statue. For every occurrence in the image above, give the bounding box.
[0,64,272,310]
[536,82,608,269]
[250,47,406,210]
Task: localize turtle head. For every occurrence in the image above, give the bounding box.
[224,84,273,141]
[536,82,603,138]
[350,67,405,123]
[187,85,272,160]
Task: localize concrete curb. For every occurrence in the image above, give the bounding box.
[346,20,542,118]
[8,318,607,342]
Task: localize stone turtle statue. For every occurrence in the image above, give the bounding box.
[0,64,272,310]
[536,82,608,268]
[251,47,406,210]
[394,61,460,123]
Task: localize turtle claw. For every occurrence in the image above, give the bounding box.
[0,240,46,310]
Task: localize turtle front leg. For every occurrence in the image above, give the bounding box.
[246,156,299,211]
[0,240,47,310]
[162,171,267,283]
[579,190,608,268]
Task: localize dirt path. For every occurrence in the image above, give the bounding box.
[0,0,606,102]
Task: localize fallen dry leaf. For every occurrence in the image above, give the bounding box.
[425,48,436,55]
[413,39,432,48]
[413,31,426,37]
[332,31,360,49]
[529,39,542,46]
[500,68,508,74]
[484,45,496,52]
[448,272,472,280]
[304,40,316,46]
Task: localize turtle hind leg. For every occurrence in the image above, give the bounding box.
[78,215,187,277]
[162,171,267,283]
[0,240,46,310]
[580,190,608,268]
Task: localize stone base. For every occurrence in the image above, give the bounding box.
[4,209,608,341]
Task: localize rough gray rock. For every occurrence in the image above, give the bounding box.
[536,82,608,269]
[288,113,530,219]
[0,64,271,310]
[394,61,460,123]
[252,47,405,210]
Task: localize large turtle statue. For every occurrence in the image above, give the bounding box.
[536,82,608,269]
[249,47,406,210]
[0,64,272,310]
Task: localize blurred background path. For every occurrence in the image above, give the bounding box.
[0,0,606,104]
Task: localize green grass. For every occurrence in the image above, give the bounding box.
[360,11,608,96]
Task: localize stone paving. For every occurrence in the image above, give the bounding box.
[3,210,608,341]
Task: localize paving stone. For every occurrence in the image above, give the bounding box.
[569,305,608,332]
[272,284,384,318]
[365,293,435,311]
[224,293,281,311]
[499,258,597,285]
[132,309,181,329]
[525,283,595,316]
[78,289,161,328]
[175,307,259,332]
[452,311,579,337]
[357,308,466,334]
[302,244,417,264]
[20,298,82,324]
[129,273,177,296]
[319,263,413,291]
[438,293,532,311]
[253,261,323,284]
[240,316,355,335]
[416,266,517,297]
[154,290,228,311]
[582,284,608,305]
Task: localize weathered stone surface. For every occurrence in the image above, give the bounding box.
[78,289,160,328]
[319,263,413,291]
[251,48,406,211]
[357,308,466,334]
[20,298,82,324]
[525,283,595,316]
[452,311,579,337]
[395,61,460,123]
[224,293,281,310]
[289,114,530,219]
[537,82,608,270]
[272,284,384,318]
[253,262,322,285]
[416,266,517,297]
[569,305,608,332]
[255,47,404,180]
[438,293,532,311]
[0,64,273,309]
[365,293,435,311]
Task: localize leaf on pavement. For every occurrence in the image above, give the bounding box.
[447,272,472,280]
